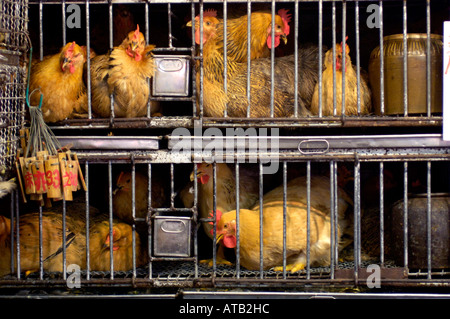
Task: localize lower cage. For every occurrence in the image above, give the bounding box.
[1,135,450,296]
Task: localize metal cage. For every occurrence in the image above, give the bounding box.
[0,0,450,299]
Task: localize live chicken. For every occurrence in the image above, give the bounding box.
[88,219,147,271]
[188,13,320,118]
[191,163,259,239]
[0,212,86,277]
[310,38,372,116]
[214,176,352,272]
[29,42,88,123]
[112,170,166,226]
[90,25,160,118]
[207,8,291,63]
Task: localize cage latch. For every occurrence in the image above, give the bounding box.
[298,139,330,154]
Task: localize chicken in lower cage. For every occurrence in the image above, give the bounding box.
[190,163,259,265]
[89,219,148,272]
[0,208,148,277]
[112,170,166,227]
[90,25,161,118]
[29,41,89,123]
[310,37,372,116]
[211,175,353,272]
[188,11,321,118]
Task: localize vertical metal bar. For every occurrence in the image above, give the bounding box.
[85,161,90,280]
[379,0,384,115]
[426,0,431,117]
[108,161,114,279]
[61,0,66,45]
[109,1,115,124]
[191,1,198,118]
[193,162,199,278]
[198,1,204,119]
[38,205,43,280]
[9,190,14,275]
[353,160,361,283]
[332,1,337,116]
[246,0,251,117]
[318,0,323,117]
[282,161,287,278]
[259,161,264,278]
[293,0,299,117]
[85,0,92,120]
[235,162,240,279]
[403,161,408,269]
[306,161,311,280]
[403,0,408,117]
[329,161,335,279]
[62,198,67,280]
[426,161,432,279]
[170,163,175,209]
[355,1,361,115]
[15,190,21,279]
[39,0,43,60]
[270,0,276,118]
[167,3,173,48]
[223,0,228,117]
[148,163,153,279]
[341,1,347,116]
[131,160,137,278]
[146,2,151,118]
[212,162,217,275]
[379,162,385,267]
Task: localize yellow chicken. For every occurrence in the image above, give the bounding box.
[214,176,352,272]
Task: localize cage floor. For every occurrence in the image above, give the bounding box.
[2,259,402,281]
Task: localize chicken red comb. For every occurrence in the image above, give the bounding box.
[339,36,349,53]
[66,41,76,57]
[204,8,217,18]
[278,9,291,36]
[133,24,140,40]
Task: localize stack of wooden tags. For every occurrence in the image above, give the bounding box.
[15,128,87,206]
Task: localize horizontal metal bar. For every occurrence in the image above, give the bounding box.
[57,136,160,150]
[168,134,450,150]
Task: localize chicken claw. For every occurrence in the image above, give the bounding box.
[272,263,305,273]
[200,257,233,268]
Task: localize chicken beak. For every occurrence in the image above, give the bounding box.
[62,57,70,70]
[186,20,193,27]
[131,41,138,52]
[112,185,122,195]
[280,34,288,45]
[189,171,195,182]
[216,233,224,245]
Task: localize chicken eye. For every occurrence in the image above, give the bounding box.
[126,179,131,183]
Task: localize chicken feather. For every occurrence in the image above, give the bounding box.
[189,14,320,118]
[29,42,88,123]
[214,176,352,272]
[90,25,160,118]
[310,39,372,116]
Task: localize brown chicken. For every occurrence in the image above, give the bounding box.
[0,212,87,277]
[88,219,147,271]
[112,170,166,226]
[191,163,259,239]
[310,38,372,116]
[29,42,88,123]
[213,176,353,272]
[201,9,290,63]
[90,25,160,118]
[188,14,320,118]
